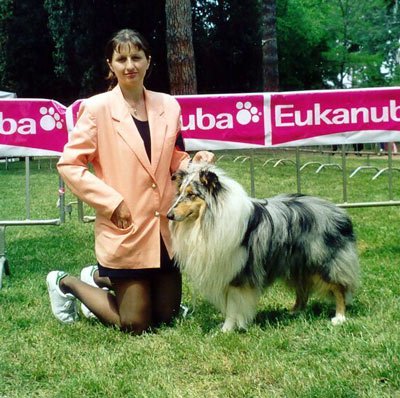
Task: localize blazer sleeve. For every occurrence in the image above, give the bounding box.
[171,145,191,173]
[57,101,123,219]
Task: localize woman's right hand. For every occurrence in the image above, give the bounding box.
[110,201,132,229]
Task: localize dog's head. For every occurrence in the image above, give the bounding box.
[167,164,223,222]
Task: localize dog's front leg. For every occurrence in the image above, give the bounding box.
[221,285,260,332]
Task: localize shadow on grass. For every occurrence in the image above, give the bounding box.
[182,297,368,334]
[255,299,366,329]
[255,307,296,328]
[190,302,223,333]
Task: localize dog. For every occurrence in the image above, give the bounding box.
[167,163,360,332]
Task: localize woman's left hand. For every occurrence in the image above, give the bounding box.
[192,151,216,164]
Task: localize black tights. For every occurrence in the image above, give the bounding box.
[61,268,182,334]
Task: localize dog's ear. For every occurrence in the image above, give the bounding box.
[171,170,187,188]
[199,169,221,194]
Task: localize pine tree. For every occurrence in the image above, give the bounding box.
[165,0,197,94]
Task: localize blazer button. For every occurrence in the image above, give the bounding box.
[151,183,157,189]
[154,211,160,217]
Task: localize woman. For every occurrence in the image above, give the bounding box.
[46,29,214,334]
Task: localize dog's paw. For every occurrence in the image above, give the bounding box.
[331,314,346,325]
[221,319,236,332]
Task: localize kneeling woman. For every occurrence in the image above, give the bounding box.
[46,28,214,334]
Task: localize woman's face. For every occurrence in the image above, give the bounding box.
[108,43,150,88]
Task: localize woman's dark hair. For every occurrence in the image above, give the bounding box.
[105,29,151,90]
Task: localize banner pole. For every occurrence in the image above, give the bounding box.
[388,143,393,200]
[295,147,301,194]
[59,177,66,224]
[341,145,348,203]
[25,157,31,219]
[250,150,255,197]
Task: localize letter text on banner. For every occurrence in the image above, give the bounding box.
[177,94,266,148]
[0,99,68,156]
[270,88,400,145]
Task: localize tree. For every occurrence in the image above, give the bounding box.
[277,0,331,90]
[319,0,400,88]
[165,0,197,94]
[261,0,279,91]
[276,0,400,90]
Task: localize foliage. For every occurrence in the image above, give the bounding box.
[0,154,400,397]
[0,0,399,101]
[320,0,400,88]
[192,0,263,94]
[276,0,400,90]
[1,1,56,98]
[0,0,168,103]
[0,0,13,90]
[276,0,331,90]
[44,0,70,79]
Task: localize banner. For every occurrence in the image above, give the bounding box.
[0,99,68,156]
[177,93,266,150]
[269,87,400,148]
[1,87,400,155]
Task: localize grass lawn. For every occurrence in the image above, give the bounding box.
[0,151,399,398]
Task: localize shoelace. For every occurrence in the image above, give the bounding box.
[62,298,76,312]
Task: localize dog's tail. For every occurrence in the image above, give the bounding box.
[329,245,360,293]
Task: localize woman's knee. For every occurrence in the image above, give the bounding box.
[112,277,152,334]
[152,270,182,325]
[119,313,151,335]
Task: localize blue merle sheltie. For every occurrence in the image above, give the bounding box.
[167,163,360,332]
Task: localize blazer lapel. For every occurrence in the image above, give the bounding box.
[144,89,168,175]
[109,86,153,174]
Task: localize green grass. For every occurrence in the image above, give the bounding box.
[0,153,399,398]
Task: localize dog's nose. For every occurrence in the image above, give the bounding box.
[167,211,174,220]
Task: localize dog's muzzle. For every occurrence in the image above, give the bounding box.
[166,209,175,220]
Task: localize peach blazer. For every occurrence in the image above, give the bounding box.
[57,85,190,270]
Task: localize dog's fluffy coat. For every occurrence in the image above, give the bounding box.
[168,164,360,331]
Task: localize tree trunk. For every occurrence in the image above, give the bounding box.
[261,0,279,92]
[165,0,197,95]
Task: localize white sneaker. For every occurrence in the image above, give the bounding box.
[80,265,99,319]
[46,271,78,324]
[80,265,99,288]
